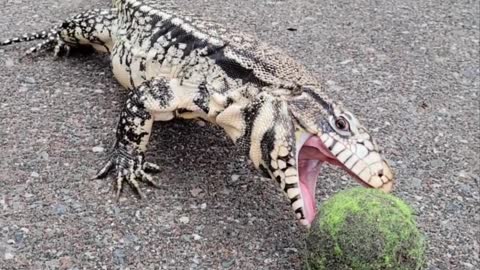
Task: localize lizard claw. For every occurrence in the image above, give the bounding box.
[92,159,114,180]
[144,162,161,173]
[93,150,162,199]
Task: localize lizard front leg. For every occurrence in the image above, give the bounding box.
[216,92,309,225]
[93,78,178,199]
[0,8,117,57]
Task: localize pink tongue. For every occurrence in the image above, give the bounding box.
[297,135,334,225]
[298,159,322,225]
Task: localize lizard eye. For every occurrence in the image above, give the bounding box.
[335,117,349,131]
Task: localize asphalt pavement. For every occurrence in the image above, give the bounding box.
[0,0,478,269]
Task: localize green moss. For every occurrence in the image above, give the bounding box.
[304,188,426,270]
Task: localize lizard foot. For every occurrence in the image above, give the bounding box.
[24,36,72,58]
[93,151,161,200]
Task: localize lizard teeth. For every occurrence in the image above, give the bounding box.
[284,168,297,177]
[270,160,278,169]
[278,146,289,157]
[285,175,298,184]
[277,159,287,169]
[287,188,300,199]
[291,199,303,211]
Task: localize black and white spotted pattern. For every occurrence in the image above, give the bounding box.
[1,0,395,227]
[0,8,117,56]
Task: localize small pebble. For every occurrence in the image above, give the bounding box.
[39,151,49,160]
[190,188,202,197]
[14,231,25,244]
[113,248,126,265]
[30,172,39,178]
[340,59,353,65]
[284,247,298,253]
[411,177,423,188]
[4,252,14,260]
[179,216,190,224]
[19,76,36,84]
[18,85,28,92]
[192,256,200,264]
[372,80,383,86]
[53,204,67,215]
[263,258,273,264]
[222,258,235,268]
[461,262,474,269]
[92,146,105,153]
[5,58,14,67]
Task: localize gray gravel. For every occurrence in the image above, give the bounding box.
[0,0,479,269]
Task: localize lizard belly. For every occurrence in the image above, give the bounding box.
[111,44,133,89]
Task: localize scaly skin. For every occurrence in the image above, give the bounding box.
[0,8,116,56]
[1,0,395,227]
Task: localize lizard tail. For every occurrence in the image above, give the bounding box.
[0,29,57,46]
[1,28,67,58]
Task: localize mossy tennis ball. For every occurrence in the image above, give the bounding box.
[304,188,426,270]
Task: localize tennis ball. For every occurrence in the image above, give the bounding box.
[304,188,426,270]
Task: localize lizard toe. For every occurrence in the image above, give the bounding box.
[125,165,145,199]
[98,151,159,200]
[92,159,114,180]
[143,162,161,174]
[137,169,161,188]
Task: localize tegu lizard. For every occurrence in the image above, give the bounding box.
[0,0,394,227]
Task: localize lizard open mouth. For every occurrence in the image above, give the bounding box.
[295,132,394,225]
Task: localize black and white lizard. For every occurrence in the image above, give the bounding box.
[1,0,394,227]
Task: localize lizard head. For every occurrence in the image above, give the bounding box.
[277,87,395,226]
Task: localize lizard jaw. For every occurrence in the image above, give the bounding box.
[295,132,394,226]
[295,133,329,225]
